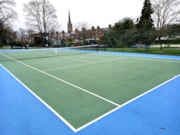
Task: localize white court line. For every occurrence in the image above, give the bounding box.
[75,74,180,132]
[44,63,95,72]
[1,53,120,131]
[44,55,180,72]
[44,57,126,72]
[1,62,180,132]
[2,52,179,132]
[48,53,179,73]
[62,57,95,63]
[131,57,180,63]
[0,64,77,132]
[1,53,120,107]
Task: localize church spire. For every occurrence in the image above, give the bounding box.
[68,11,73,33]
[68,11,71,24]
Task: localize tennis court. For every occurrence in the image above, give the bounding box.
[0,46,180,134]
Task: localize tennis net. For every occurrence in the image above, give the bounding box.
[0,44,101,62]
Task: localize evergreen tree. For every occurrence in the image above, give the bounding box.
[137,0,154,29]
[135,0,156,47]
[106,18,135,47]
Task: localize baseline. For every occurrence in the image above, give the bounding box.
[1,53,120,106]
[44,57,126,72]
[99,51,180,61]
[0,64,75,134]
[1,64,179,135]
[77,74,180,134]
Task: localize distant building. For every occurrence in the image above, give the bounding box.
[66,11,112,45]
[67,11,73,34]
[31,12,112,46]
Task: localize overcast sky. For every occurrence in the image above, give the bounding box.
[14,0,144,32]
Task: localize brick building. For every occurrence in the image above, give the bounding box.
[66,11,111,45]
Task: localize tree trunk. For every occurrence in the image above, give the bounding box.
[158,36,163,50]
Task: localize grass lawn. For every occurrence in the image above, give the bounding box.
[105,47,180,56]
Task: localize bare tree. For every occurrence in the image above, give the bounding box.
[23,0,59,34]
[152,0,180,30]
[0,0,17,25]
[152,0,180,49]
[74,21,91,31]
[18,28,27,40]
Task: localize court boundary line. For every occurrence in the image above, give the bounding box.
[1,53,120,131]
[1,64,180,134]
[131,57,180,63]
[2,54,120,106]
[62,57,95,63]
[1,52,179,133]
[44,57,126,72]
[0,64,77,132]
[1,63,179,133]
[99,51,180,61]
[75,74,180,132]
[43,55,180,72]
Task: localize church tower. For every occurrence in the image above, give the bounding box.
[67,11,73,33]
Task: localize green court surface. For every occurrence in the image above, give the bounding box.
[0,49,180,130]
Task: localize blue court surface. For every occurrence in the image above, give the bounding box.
[0,51,180,135]
[99,51,180,60]
[1,64,180,135]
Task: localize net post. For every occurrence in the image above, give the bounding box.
[104,44,107,51]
